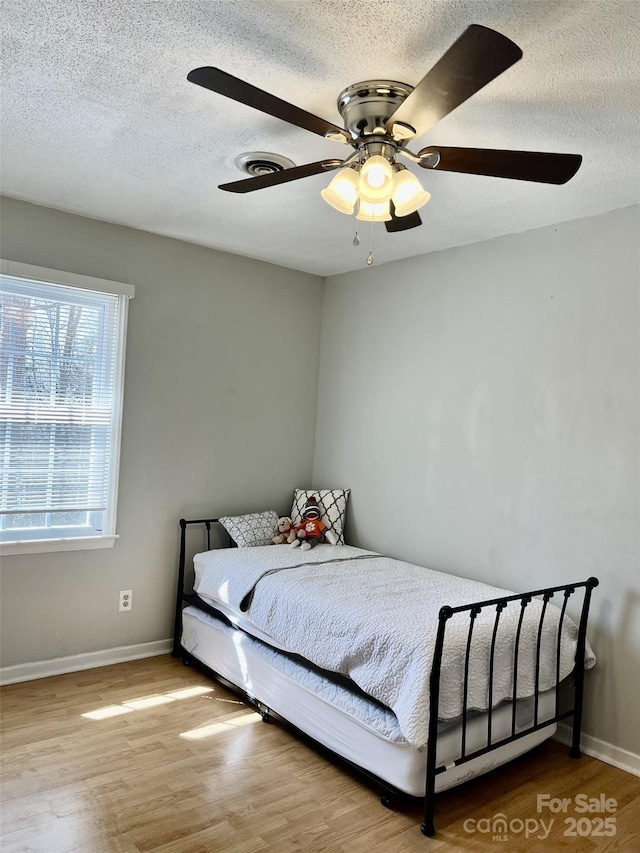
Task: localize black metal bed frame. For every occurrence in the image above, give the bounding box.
[172,516,598,839]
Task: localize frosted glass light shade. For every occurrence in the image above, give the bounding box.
[391,170,431,217]
[320,168,359,214]
[358,155,395,203]
[356,200,392,222]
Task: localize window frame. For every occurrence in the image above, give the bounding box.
[0,260,134,556]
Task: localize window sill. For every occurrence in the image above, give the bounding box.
[0,535,119,557]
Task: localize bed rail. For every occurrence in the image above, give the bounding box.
[421,576,599,837]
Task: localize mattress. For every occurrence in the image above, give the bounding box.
[182,605,557,798]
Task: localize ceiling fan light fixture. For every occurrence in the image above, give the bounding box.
[391,170,431,217]
[358,155,395,203]
[356,200,392,222]
[320,167,360,214]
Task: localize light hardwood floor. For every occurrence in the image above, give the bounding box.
[1,655,638,853]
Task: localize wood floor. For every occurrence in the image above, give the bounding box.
[1,655,638,853]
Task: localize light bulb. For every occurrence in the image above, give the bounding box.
[320,168,359,215]
[356,200,392,222]
[358,155,394,203]
[391,170,431,217]
[366,167,386,188]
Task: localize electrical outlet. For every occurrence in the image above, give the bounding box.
[118,589,133,612]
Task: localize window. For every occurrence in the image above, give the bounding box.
[0,261,134,555]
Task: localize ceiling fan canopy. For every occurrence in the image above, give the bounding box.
[187,24,582,235]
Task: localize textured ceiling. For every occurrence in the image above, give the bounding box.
[1,1,639,277]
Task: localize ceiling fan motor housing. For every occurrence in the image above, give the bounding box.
[337,80,414,139]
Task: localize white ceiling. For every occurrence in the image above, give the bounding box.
[1,1,639,277]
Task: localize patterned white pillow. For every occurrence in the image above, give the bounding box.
[290,489,350,546]
[218,511,279,547]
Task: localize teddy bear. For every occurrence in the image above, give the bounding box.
[272,516,297,545]
[290,495,338,550]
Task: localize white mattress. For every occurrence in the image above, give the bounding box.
[182,606,557,798]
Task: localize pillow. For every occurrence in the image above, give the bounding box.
[218,510,279,548]
[290,489,350,546]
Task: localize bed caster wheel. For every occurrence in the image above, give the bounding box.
[380,795,396,809]
[182,655,191,667]
[261,711,270,723]
[420,821,435,837]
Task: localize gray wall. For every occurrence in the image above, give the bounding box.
[314,206,640,754]
[0,196,323,667]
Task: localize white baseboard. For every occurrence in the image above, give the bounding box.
[554,723,640,777]
[0,639,173,685]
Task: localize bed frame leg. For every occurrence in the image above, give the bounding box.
[421,605,451,839]
[421,817,435,837]
[569,576,598,759]
[570,694,583,759]
[257,702,270,723]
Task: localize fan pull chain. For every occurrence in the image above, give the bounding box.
[367,216,375,266]
[353,198,361,247]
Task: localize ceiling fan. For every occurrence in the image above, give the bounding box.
[187,24,582,235]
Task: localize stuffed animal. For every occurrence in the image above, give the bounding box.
[290,496,338,550]
[272,516,297,545]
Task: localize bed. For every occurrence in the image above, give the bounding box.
[172,516,598,838]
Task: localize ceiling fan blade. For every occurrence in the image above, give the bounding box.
[418,146,582,184]
[385,202,423,232]
[219,159,342,193]
[386,25,522,138]
[188,67,350,143]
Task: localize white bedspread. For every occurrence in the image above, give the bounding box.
[194,544,595,749]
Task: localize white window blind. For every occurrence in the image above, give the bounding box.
[1,268,132,546]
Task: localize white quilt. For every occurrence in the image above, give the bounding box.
[194,544,595,749]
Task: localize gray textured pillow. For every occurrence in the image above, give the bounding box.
[290,489,350,545]
[218,510,279,547]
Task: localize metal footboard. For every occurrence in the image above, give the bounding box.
[421,576,598,837]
